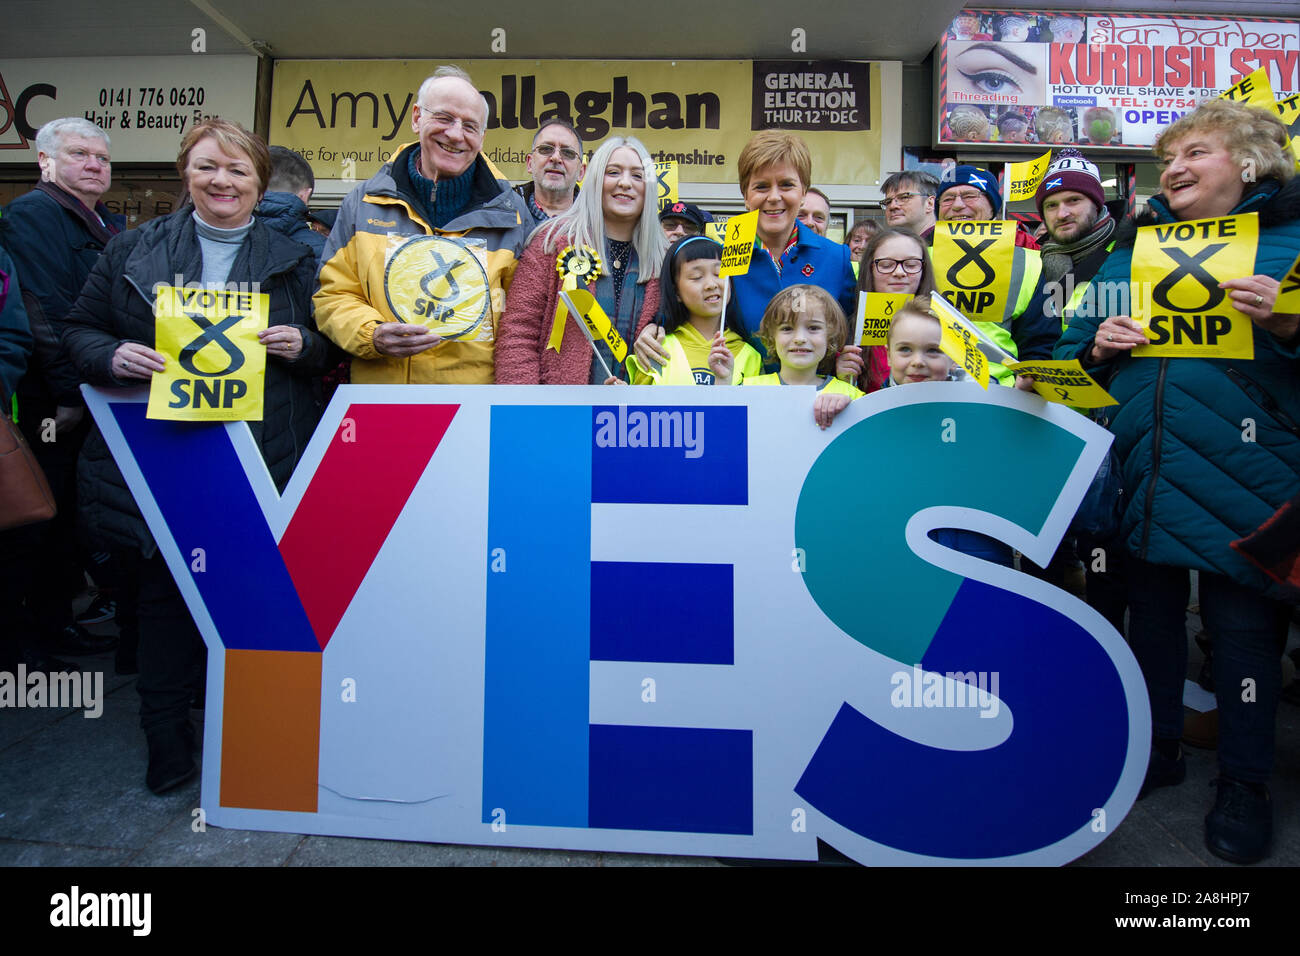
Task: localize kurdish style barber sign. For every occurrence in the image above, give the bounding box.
[85,383,1149,865]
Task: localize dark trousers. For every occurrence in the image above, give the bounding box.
[1126,559,1289,783]
[135,552,204,736]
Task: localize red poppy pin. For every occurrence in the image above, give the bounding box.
[802,263,815,277]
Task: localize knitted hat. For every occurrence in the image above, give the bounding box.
[1035,148,1105,216]
[937,165,1002,215]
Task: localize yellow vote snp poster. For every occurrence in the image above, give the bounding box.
[719,209,759,277]
[1131,213,1258,360]
[858,292,913,346]
[1005,359,1118,408]
[654,161,679,208]
[1277,92,1300,170]
[148,285,268,422]
[1220,67,1276,107]
[932,220,1015,325]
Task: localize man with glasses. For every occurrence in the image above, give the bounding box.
[932,165,1056,386]
[878,171,938,238]
[315,65,532,384]
[516,118,585,223]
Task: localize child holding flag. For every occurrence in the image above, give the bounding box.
[627,237,762,385]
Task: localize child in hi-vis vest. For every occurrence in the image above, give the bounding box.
[626,237,761,385]
[715,284,864,430]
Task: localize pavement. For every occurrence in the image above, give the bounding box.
[3,592,1299,868]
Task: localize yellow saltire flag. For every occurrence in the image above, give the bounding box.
[1131,213,1258,361]
[719,209,760,277]
[929,292,990,389]
[857,292,912,346]
[1004,150,1052,203]
[559,288,627,364]
[1004,359,1118,408]
[148,285,268,422]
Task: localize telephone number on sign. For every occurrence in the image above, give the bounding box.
[98,87,206,108]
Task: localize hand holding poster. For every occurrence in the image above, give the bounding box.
[1131,213,1258,360]
[932,220,1015,324]
[1005,359,1118,408]
[147,285,268,422]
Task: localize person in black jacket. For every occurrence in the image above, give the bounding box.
[63,119,336,795]
[1,118,126,657]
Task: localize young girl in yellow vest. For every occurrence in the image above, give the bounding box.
[713,284,864,429]
[626,236,762,385]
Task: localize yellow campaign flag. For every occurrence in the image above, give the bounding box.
[148,285,268,422]
[560,288,627,364]
[1005,150,1052,203]
[1274,92,1300,171]
[1274,249,1300,314]
[719,209,759,277]
[1221,68,1276,107]
[932,220,1016,325]
[858,292,912,346]
[654,161,679,209]
[1005,359,1118,408]
[1131,213,1258,361]
[930,293,990,389]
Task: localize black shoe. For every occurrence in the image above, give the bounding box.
[1205,777,1271,864]
[75,594,117,625]
[48,623,117,656]
[145,723,197,795]
[1138,743,1185,800]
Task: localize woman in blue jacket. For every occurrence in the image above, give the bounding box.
[1056,99,1300,864]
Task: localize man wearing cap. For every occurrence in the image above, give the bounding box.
[1034,149,1118,318]
[660,201,707,243]
[932,164,1056,386]
[515,118,585,224]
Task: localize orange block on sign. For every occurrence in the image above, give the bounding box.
[220,649,321,812]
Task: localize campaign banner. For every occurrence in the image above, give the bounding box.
[269,59,885,186]
[148,285,268,422]
[936,10,1300,151]
[85,383,1148,865]
[0,56,256,163]
[857,292,913,346]
[932,220,1016,325]
[1131,213,1258,360]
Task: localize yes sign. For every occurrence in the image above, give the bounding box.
[85,383,1149,865]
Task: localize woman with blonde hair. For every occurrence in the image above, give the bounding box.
[496,136,667,383]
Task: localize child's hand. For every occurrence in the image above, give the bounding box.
[708,331,735,385]
[813,392,852,429]
[634,324,669,370]
[835,345,863,384]
[1014,374,1038,392]
[603,376,628,386]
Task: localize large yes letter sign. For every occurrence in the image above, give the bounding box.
[86,383,1149,865]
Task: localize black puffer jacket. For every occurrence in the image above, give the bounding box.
[63,209,336,554]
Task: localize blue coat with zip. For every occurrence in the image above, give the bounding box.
[728,221,857,335]
[1055,177,1300,597]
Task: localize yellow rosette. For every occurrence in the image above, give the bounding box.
[548,245,604,352]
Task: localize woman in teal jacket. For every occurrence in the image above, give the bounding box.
[1056,99,1300,865]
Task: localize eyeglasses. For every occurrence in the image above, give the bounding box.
[872,257,924,275]
[533,144,580,161]
[421,109,482,138]
[878,191,923,209]
[938,190,986,207]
